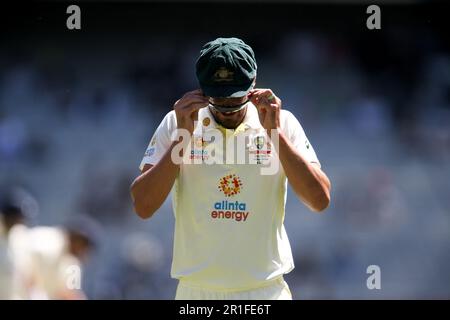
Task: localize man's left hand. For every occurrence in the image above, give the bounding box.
[248,88,282,132]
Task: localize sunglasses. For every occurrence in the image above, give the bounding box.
[209,99,250,114]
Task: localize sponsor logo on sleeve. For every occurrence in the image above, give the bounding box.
[144,148,155,157]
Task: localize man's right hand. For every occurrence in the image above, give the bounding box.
[173,89,210,135]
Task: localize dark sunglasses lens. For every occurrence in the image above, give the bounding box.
[216,105,243,113]
[210,100,248,113]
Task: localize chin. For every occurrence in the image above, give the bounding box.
[220,119,239,129]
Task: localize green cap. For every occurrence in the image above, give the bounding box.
[196,37,257,98]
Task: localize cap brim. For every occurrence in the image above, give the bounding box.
[201,82,254,98]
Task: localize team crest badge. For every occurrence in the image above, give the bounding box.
[254,135,265,150]
[194,136,209,148]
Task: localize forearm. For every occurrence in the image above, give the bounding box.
[276,130,331,212]
[131,141,180,219]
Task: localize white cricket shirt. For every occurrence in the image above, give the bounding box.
[139,102,320,290]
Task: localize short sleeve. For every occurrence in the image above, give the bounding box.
[139,111,176,171]
[281,110,321,167]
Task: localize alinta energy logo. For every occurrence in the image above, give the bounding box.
[218,174,242,197]
[212,174,249,222]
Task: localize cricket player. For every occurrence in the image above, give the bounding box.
[131,37,331,300]
[1,199,98,299]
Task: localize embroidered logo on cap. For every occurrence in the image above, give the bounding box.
[213,67,234,82]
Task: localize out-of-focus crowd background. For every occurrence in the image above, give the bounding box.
[1,2,449,299]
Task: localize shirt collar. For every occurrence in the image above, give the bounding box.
[196,102,262,134]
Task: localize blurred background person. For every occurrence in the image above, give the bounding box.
[0,187,38,299]
[11,214,101,300]
[0,208,14,299]
[0,189,101,299]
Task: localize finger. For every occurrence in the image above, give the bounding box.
[250,97,269,111]
[183,89,208,100]
[174,93,209,109]
[249,90,267,99]
[262,90,276,101]
[255,99,270,113]
[183,101,210,114]
[248,89,264,97]
[182,95,209,104]
[249,91,274,104]
[249,94,258,105]
[256,93,280,108]
[252,89,275,99]
[183,94,208,102]
[256,95,272,107]
[250,88,270,94]
[178,96,209,109]
[175,99,208,114]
